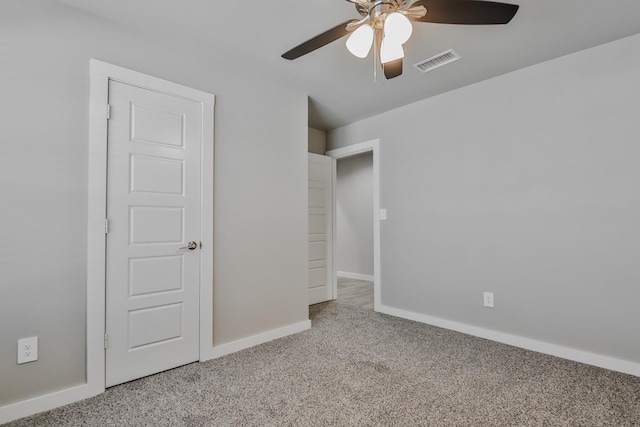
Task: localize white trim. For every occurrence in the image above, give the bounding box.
[0,384,101,424]
[198,91,215,362]
[1,59,216,424]
[326,139,381,312]
[337,271,375,282]
[88,58,216,370]
[209,320,312,359]
[86,60,110,399]
[326,141,378,158]
[379,304,640,378]
[92,60,215,103]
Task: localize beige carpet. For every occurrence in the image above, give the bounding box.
[5,302,640,426]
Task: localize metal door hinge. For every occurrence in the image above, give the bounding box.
[106,104,111,120]
[105,218,109,234]
[104,333,109,349]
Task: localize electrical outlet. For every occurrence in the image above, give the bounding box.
[483,292,494,308]
[17,336,38,364]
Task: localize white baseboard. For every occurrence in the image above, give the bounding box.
[378,304,640,378]
[337,271,374,282]
[208,319,312,360]
[0,383,102,425]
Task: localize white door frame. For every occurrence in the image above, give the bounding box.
[326,139,381,311]
[87,59,215,395]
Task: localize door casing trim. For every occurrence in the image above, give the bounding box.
[88,59,216,392]
[326,139,381,311]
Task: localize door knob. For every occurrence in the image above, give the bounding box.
[179,241,198,250]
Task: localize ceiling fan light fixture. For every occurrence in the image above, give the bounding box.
[380,38,404,63]
[384,12,412,45]
[281,0,520,81]
[346,24,374,58]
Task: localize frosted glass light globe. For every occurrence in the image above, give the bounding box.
[346,24,374,58]
[380,37,404,63]
[384,12,413,45]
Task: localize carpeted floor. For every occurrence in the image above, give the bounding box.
[6,302,640,426]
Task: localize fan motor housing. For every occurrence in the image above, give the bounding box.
[358,0,403,29]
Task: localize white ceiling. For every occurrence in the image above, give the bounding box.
[58,0,640,130]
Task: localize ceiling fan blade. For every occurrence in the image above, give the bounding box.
[383,59,403,79]
[403,5,428,20]
[282,20,359,60]
[346,15,371,32]
[411,0,519,25]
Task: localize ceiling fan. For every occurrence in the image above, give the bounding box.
[282,0,519,79]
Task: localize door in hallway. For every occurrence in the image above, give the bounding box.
[308,153,334,304]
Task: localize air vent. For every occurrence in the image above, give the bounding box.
[413,49,461,74]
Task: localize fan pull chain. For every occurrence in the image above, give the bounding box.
[373,29,378,83]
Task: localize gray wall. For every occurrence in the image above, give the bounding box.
[336,153,374,277]
[328,34,640,364]
[308,127,327,154]
[0,0,308,406]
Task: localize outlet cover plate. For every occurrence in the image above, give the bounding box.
[483,292,494,308]
[17,336,38,364]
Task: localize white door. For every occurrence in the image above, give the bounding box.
[308,153,334,305]
[105,80,203,387]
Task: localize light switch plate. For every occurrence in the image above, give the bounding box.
[380,209,387,220]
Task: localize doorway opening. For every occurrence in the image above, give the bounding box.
[326,139,381,312]
[334,151,374,310]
